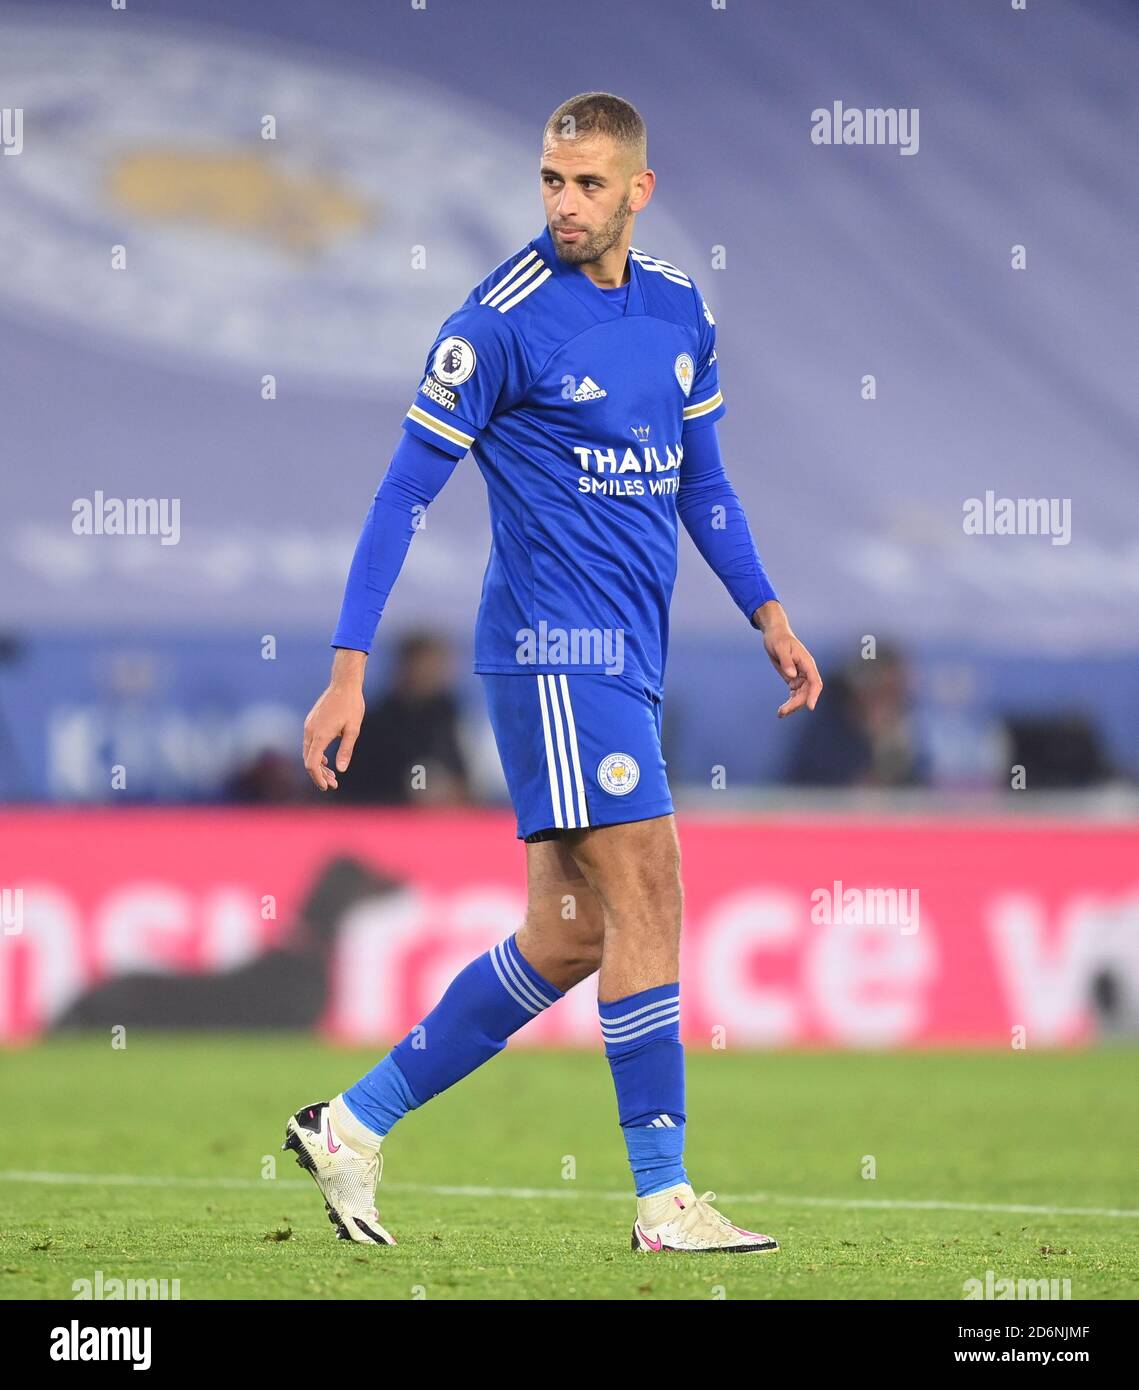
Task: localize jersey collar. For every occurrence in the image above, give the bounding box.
[533,223,645,322]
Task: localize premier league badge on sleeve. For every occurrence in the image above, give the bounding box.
[432,336,477,386]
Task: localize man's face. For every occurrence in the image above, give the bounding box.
[539,133,637,266]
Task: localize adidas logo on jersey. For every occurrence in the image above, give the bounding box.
[571,376,607,401]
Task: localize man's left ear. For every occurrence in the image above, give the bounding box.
[632,170,655,213]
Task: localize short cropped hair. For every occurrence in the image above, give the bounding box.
[543,92,647,169]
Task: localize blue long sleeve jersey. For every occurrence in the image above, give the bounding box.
[331,224,778,693]
[332,423,777,674]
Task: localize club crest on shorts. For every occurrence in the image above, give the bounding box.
[432,335,476,385]
[598,752,640,796]
[674,352,694,397]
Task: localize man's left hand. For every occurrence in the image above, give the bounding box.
[753,601,824,718]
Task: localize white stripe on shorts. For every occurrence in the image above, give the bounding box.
[534,674,590,833]
[545,675,577,829]
[535,675,564,829]
[557,675,590,828]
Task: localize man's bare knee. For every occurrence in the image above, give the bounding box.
[516,838,606,990]
[559,935,604,978]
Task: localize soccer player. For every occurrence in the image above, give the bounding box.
[287,93,822,1253]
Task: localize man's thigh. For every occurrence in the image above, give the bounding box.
[563,813,681,909]
[561,814,682,997]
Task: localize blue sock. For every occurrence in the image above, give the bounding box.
[599,982,688,1197]
[340,1055,420,1137]
[342,933,563,1137]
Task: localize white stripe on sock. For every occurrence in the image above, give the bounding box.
[600,993,680,1029]
[600,999,680,1040]
[601,1006,682,1046]
[496,938,554,1012]
[490,943,542,1014]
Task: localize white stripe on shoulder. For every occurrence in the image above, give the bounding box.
[630,247,692,287]
[479,247,553,314]
[495,266,552,313]
[480,249,539,306]
[483,255,543,308]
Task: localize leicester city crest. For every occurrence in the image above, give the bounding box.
[674,353,695,397]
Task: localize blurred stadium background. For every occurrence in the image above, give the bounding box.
[1,0,1137,1066]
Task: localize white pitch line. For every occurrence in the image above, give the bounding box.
[2,1171,1135,1220]
[2,1170,310,1191]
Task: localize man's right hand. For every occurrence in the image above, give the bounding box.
[303,649,367,791]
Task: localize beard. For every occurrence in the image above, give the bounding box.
[550,193,632,267]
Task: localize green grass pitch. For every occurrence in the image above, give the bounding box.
[2,1037,1136,1300]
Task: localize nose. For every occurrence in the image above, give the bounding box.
[556,187,580,220]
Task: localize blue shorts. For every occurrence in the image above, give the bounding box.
[481,672,674,840]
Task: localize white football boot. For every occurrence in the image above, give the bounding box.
[281,1100,396,1245]
[631,1182,779,1253]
